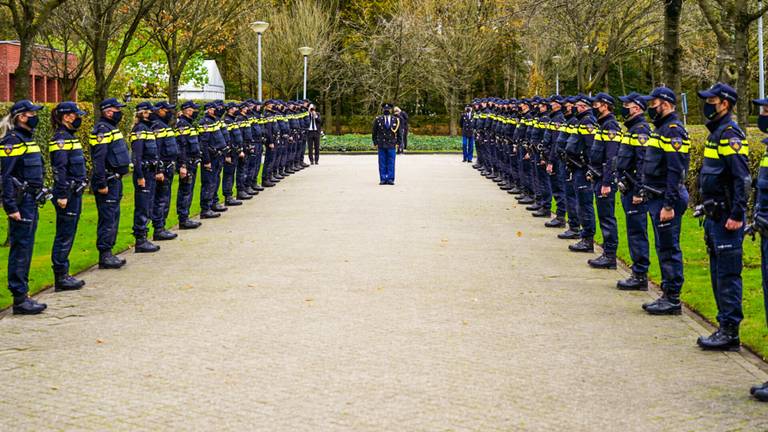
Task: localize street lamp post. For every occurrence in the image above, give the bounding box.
[298,46,313,99]
[552,55,562,95]
[524,59,534,95]
[251,21,270,101]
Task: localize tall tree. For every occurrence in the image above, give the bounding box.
[147,0,246,104]
[662,0,683,95]
[66,0,157,112]
[0,0,69,99]
[37,7,94,100]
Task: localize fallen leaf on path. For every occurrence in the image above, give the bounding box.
[516,231,523,237]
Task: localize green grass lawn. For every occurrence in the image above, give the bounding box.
[322,134,462,152]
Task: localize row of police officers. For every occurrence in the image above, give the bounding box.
[1,97,316,315]
[463,83,768,402]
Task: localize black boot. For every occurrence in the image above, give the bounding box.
[200,210,221,219]
[509,187,523,195]
[245,186,259,196]
[253,183,265,192]
[569,238,594,253]
[54,271,84,292]
[697,324,740,351]
[179,219,202,229]
[153,230,178,241]
[12,297,46,315]
[588,253,617,269]
[531,208,550,218]
[262,180,275,187]
[518,196,535,205]
[135,237,161,253]
[498,182,512,191]
[99,251,125,269]
[237,191,253,200]
[751,382,768,401]
[545,217,566,228]
[642,294,682,315]
[617,272,648,291]
[558,228,581,239]
[225,196,243,206]
[212,203,228,212]
[525,204,542,211]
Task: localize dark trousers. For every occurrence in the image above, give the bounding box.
[133,172,156,237]
[561,165,580,230]
[705,216,745,327]
[95,176,123,253]
[263,145,275,179]
[462,135,474,162]
[594,183,618,255]
[222,155,237,197]
[52,193,82,274]
[620,192,650,274]
[246,145,262,186]
[549,159,566,218]
[307,131,321,163]
[377,147,396,182]
[177,163,197,222]
[647,187,688,297]
[535,157,551,209]
[152,166,174,230]
[8,194,38,302]
[760,235,768,326]
[201,155,223,211]
[235,155,247,191]
[574,169,595,239]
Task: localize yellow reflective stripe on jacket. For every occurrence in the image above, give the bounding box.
[704,139,749,159]
[129,131,155,142]
[647,135,691,153]
[761,153,768,167]
[0,142,40,157]
[177,127,199,137]
[578,125,595,135]
[48,139,82,152]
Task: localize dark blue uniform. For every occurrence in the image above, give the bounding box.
[700,113,750,329]
[372,112,399,183]
[460,111,474,162]
[616,114,651,276]
[176,114,201,222]
[222,112,242,199]
[589,112,621,257]
[642,112,690,303]
[557,111,581,234]
[566,110,598,242]
[246,109,264,188]
[89,118,131,255]
[152,116,180,230]
[50,127,87,276]
[1,127,43,304]
[130,120,158,239]
[199,112,227,211]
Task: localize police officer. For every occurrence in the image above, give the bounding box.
[1,100,47,314]
[130,102,161,253]
[586,93,621,268]
[460,105,474,162]
[543,96,568,228]
[695,83,749,350]
[90,98,130,269]
[513,100,535,205]
[50,102,88,292]
[556,97,583,240]
[566,94,598,253]
[175,101,203,229]
[616,92,652,290]
[246,100,266,191]
[640,87,690,315]
[261,100,278,187]
[198,101,227,218]
[749,97,768,402]
[151,101,180,240]
[221,102,243,206]
[237,102,258,197]
[372,102,399,185]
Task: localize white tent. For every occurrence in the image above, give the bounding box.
[177,60,225,101]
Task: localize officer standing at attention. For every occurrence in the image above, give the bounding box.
[566,94,598,253]
[1,100,47,314]
[696,83,749,351]
[586,93,621,269]
[246,100,266,191]
[372,103,400,185]
[615,92,652,290]
[543,96,568,228]
[49,102,88,292]
[749,97,768,402]
[460,105,474,163]
[130,102,161,253]
[640,87,690,315]
[175,101,203,229]
[152,101,180,240]
[556,97,583,240]
[90,98,130,269]
[198,102,227,218]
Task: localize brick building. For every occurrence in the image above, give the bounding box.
[0,41,78,103]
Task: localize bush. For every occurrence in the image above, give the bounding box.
[321,134,462,152]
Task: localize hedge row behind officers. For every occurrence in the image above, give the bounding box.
[464,83,767,402]
[2,97,315,316]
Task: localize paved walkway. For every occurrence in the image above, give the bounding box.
[1,155,767,431]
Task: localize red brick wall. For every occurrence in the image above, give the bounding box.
[0,42,78,103]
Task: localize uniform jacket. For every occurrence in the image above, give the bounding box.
[372,114,400,149]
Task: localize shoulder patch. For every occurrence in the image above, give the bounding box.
[3,141,12,155]
[586,124,595,133]
[607,130,618,139]
[670,137,683,151]
[729,137,743,152]
[637,134,649,145]
[56,138,65,149]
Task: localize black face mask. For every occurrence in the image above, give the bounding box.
[619,106,631,119]
[647,105,661,122]
[702,103,719,121]
[71,117,82,130]
[383,109,391,115]
[27,116,39,129]
[111,111,123,124]
[149,112,159,122]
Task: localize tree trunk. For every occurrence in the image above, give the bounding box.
[662,0,683,95]
[734,18,750,125]
[334,96,342,135]
[618,59,627,95]
[448,90,458,137]
[13,33,35,100]
[323,90,333,135]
